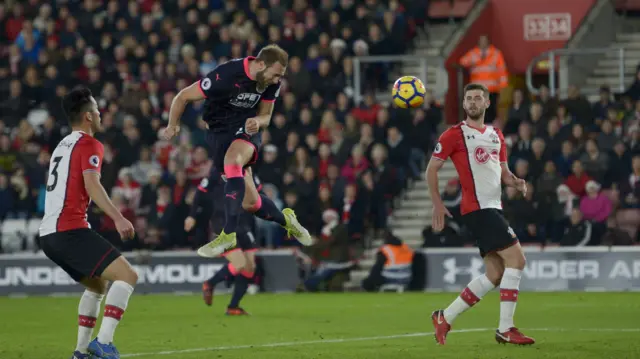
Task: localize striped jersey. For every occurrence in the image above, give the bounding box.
[39,131,104,236]
[432,121,506,215]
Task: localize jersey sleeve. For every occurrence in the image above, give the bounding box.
[198,69,229,98]
[79,138,104,175]
[432,128,457,161]
[261,82,281,103]
[497,129,507,163]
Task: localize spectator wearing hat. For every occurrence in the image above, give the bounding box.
[580,180,613,244]
[304,209,353,292]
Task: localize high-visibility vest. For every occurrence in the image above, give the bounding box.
[459,45,509,93]
[380,244,414,280]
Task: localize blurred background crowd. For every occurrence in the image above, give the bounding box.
[0,0,441,259]
[0,0,638,266]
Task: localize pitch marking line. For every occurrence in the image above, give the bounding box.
[120,327,640,357]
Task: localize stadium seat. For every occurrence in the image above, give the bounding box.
[25,218,42,251]
[0,219,28,253]
[616,209,640,240]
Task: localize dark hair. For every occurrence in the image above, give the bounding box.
[62,86,94,125]
[256,44,289,67]
[463,83,490,98]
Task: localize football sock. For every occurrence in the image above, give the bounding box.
[443,274,495,324]
[76,290,104,353]
[499,268,522,332]
[97,281,134,344]
[248,194,286,226]
[206,263,231,286]
[228,270,253,308]
[222,165,245,234]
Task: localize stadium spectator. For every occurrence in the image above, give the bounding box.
[458,34,508,123]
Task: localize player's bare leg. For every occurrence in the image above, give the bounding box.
[243,167,313,245]
[72,278,108,358]
[495,242,535,345]
[87,256,138,358]
[432,253,499,345]
[197,140,254,257]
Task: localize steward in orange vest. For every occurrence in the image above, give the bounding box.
[459,35,508,94]
[363,230,415,292]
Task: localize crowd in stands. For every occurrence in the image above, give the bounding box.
[0,0,441,255]
[424,78,640,248]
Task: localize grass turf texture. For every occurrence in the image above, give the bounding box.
[0,292,639,358]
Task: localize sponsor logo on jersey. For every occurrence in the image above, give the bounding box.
[474,147,499,164]
[201,78,212,90]
[89,155,100,167]
[230,93,261,108]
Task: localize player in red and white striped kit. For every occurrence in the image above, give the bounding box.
[426,83,535,346]
[39,87,137,359]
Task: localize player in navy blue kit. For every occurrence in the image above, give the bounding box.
[164,45,312,281]
[186,168,262,315]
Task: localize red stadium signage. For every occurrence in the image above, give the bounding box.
[524,13,572,41]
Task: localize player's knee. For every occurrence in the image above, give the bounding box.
[505,253,526,270]
[242,199,258,212]
[122,267,139,286]
[485,270,503,286]
[223,149,244,166]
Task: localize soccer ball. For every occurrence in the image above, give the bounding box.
[392,76,426,109]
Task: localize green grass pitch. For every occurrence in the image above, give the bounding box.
[1,292,639,358]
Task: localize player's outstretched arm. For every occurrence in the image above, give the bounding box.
[426,159,452,231]
[164,82,206,140]
[84,172,135,239]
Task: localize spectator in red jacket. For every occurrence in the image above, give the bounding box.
[565,160,592,197]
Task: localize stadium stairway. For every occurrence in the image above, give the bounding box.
[584,23,640,101]
[344,161,458,291]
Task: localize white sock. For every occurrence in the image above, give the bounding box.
[76,290,104,353]
[499,268,522,332]
[443,274,495,324]
[97,281,134,344]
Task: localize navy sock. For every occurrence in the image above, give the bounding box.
[206,263,230,286]
[228,274,250,308]
[223,176,245,233]
[254,195,286,226]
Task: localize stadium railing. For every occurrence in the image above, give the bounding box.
[525,47,627,99]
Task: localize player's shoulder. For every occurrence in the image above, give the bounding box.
[212,58,245,75]
[77,133,104,150]
[440,124,464,139]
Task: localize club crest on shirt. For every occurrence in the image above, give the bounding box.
[89,155,100,167]
[489,132,500,144]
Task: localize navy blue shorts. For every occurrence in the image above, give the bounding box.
[207,129,262,175]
